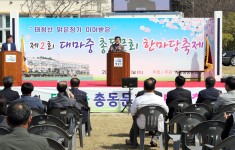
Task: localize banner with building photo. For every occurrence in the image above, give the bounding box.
[19,18,214,81]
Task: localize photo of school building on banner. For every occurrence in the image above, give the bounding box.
[19,18,214,81]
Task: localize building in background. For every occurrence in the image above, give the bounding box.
[26,57,90,77]
[0,0,112,45]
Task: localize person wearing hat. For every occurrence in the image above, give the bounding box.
[0,76,20,102]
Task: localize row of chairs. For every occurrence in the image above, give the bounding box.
[135,100,235,150]
[0,107,86,150]
[168,99,235,121]
[0,127,66,150]
[5,99,91,149]
[43,99,91,136]
[32,107,85,150]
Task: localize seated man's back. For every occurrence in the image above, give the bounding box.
[0,102,49,150]
[0,127,49,150]
[70,88,88,103]
[166,76,192,119]
[47,81,81,112]
[70,78,88,103]
[15,96,44,111]
[0,115,9,129]
[0,89,19,102]
[215,77,235,109]
[217,91,235,107]
[196,77,221,103]
[14,82,44,111]
[166,88,192,105]
[47,93,80,111]
[0,76,20,102]
[196,88,221,103]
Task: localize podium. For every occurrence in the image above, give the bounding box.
[107,51,130,86]
[0,51,22,86]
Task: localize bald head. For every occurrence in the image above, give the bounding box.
[57,81,68,93]
[144,78,155,92]
[70,78,80,87]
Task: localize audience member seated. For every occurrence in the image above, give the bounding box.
[221,112,235,140]
[14,82,44,112]
[126,78,169,147]
[196,76,221,104]
[0,76,20,102]
[70,78,88,104]
[47,81,81,112]
[0,103,49,150]
[70,78,90,133]
[215,77,235,110]
[166,76,192,119]
[0,95,9,129]
[136,77,162,97]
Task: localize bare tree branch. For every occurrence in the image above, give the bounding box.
[172,0,235,17]
[20,0,109,18]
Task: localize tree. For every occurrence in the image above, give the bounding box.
[172,0,235,18]
[172,1,235,51]
[223,33,234,50]
[20,0,110,18]
[223,12,235,50]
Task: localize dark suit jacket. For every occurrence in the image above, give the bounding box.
[0,127,49,150]
[196,87,221,104]
[47,93,81,112]
[0,88,20,102]
[14,96,45,111]
[1,43,16,51]
[166,87,192,119]
[70,88,88,103]
[70,88,89,123]
[136,90,162,97]
[0,115,10,129]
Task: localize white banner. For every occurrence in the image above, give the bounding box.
[4,87,226,112]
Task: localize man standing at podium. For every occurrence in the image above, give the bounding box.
[109,36,124,52]
[1,35,17,51]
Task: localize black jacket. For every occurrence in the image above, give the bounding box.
[196,87,221,104]
[70,88,88,104]
[0,88,20,102]
[166,87,192,119]
[47,93,81,112]
[166,87,192,105]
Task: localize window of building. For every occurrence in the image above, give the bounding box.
[6,30,10,38]
[6,15,10,28]
[0,14,11,44]
[0,15,2,28]
[0,31,2,43]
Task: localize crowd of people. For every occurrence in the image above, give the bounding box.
[126,76,235,147]
[0,76,89,150]
[0,75,235,149]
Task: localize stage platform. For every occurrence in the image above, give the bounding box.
[4,81,226,112]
